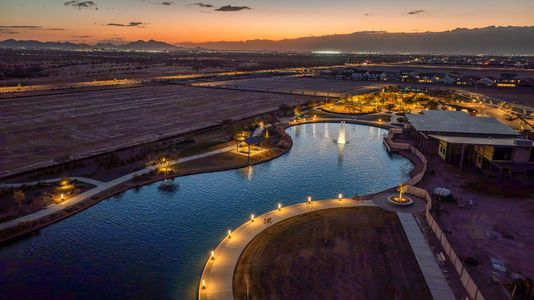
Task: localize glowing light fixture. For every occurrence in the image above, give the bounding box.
[278,203,282,211]
[338,193,343,201]
[250,214,255,222]
[202,279,206,289]
[210,250,215,260]
[227,230,232,238]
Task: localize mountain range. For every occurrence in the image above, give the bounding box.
[178,26,534,55]
[1,26,534,54]
[0,39,180,51]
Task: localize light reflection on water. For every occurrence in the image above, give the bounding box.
[0,123,413,300]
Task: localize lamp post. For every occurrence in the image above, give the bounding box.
[250,214,255,222]
[227,230,232,239]
[210,250,215,260]
[338,193,343,201]
[278,203,282,211]
[202,279,206,289]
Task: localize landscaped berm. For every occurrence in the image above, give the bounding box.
[233,207,432,300]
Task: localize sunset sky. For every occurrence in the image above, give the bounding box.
[1,0,534,44]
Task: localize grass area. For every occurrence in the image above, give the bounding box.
[0,180,94,223]
[233,207,432,300]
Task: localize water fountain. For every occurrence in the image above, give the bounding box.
[387,183,413,206]
[337,121,346,144]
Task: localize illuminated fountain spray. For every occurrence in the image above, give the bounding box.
[337,121,346,144]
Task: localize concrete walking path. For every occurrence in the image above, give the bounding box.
[0,177,105,188]
[0,145,235,231]
[198,198,372,300]
[398,213,456,300]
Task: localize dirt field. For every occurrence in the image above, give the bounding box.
[233,207,432,300]
[0,84,315,177]
[196,76,385,96]
[416,154,534,300]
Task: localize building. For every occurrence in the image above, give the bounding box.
[399,70,416,82]
[476,77,495,86]
[380,71,399,81]
[519,77,534,87]
[496,73,520,87]
[365,71,383,81]
[405,110,534,174]
[457,75,480,86]
[351,70,367,80]
[441,73,460,85]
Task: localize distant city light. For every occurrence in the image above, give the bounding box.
[312,50,341,55]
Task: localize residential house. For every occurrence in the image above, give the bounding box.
[476,77,495,86]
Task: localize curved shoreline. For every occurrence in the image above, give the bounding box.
[0,141,293,244]
[197,121,423,300]
[0,119,394,244]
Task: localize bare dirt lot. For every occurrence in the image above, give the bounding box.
[196,76,385,96]
[0,84,314,177]
[416,152,534,300]
[233,207,432,300]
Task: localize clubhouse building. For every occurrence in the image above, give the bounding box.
[404,110,534,175]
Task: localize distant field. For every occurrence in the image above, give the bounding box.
[0,84,315,177]
[195,76,386,96]
[196,76,534,108]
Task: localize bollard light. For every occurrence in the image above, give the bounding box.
[338,193,343,201]
[227,230,232,238]
[210,250,215,260]
[278,203,282,211]
[307,196,312,203]
[250,214,255,222]
[202,279,206,289]
[60,193,64,201]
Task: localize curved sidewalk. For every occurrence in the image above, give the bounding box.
[0,145,235,231]
[198,196,455,300]
[198,198,376,300]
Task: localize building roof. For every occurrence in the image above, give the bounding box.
[406,110,520,137]
[429,135,532,146]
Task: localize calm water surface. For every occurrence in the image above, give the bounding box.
[0,123,412,299]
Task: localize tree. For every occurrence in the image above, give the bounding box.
[13,190,25,208]
[294,105,302,118]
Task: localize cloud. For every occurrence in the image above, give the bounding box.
[143,0,174,5]
[106,22,145,28]
[189,2,214,8]
[215,5,250,12]
[0,29,19,35]
[364,13,372,16]
[0,25,64,31]
[407,10,425,15]
[71,35,93,38]
[64,1,98,9]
